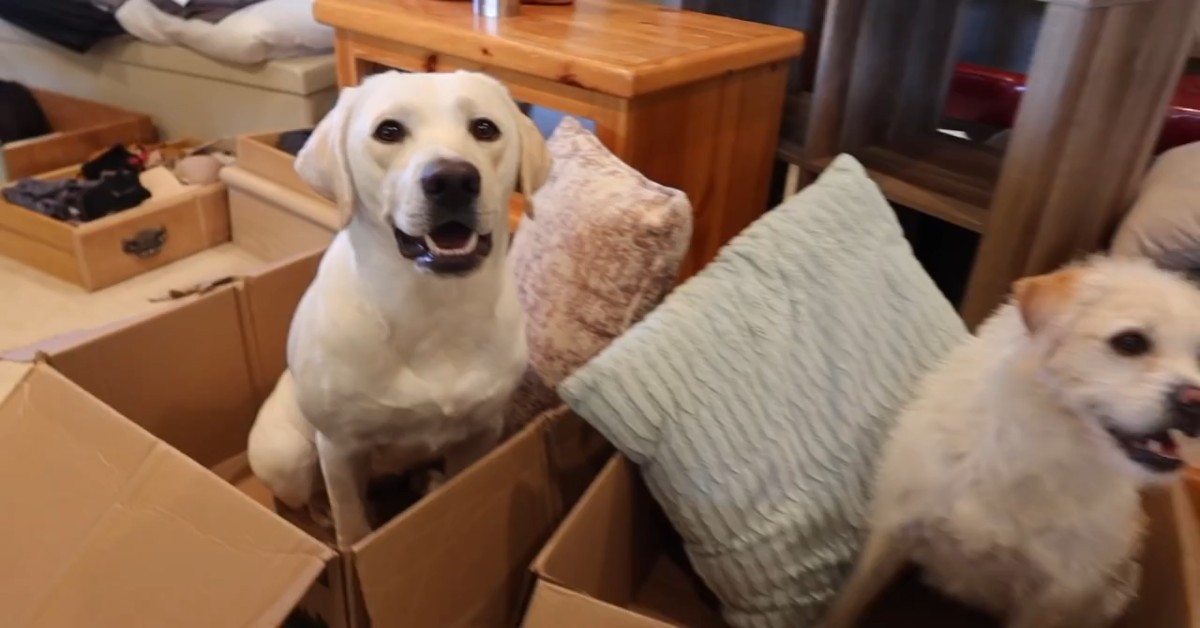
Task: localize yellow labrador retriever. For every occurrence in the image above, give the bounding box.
[246,70,551,547]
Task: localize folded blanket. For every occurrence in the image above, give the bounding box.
[0,0,125,53]
[147,0,265,23]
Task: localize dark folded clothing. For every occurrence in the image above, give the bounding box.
[277,129,314,156]
[0,81,51,143]
[81,144,142,180]
[147,0,265,23]
[4,171,150,223]
[0,0,125,53]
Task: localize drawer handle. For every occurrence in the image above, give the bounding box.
[122,227,169,258]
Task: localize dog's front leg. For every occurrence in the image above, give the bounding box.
[821,525,909,628]
[316,432,374,548]
[428,423,503,493]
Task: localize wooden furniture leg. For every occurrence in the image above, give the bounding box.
[961,0,1200,326]
[610,64,791,279]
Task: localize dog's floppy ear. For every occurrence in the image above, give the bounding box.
[515,113,552,217]
[296,86,360,227]
[1013,267,1084,333]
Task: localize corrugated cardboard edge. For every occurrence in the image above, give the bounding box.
[524,581,675,628]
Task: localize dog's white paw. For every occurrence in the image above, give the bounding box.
[405,469,448,495]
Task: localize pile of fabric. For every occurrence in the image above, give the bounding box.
[2,141,233,224]
[0,0,331,63]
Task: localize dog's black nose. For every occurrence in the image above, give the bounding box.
[1173,385,1200,413]
[420,159,480,210]
[1171,384,1200,434]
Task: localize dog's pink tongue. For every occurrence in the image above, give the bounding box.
[429,223,473,250]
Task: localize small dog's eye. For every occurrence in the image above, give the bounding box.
[1109,330,1152,357]
[469,118,501,142]
[373,119,407,143]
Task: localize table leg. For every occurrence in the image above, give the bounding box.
[335,33,373,89]
[610,62,791,279]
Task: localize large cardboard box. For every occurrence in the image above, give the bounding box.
[526,455,1200,628]
[0,251,611,627]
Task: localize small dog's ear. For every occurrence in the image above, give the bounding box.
[515,112,552,218]
[1013,268,1084,333]
[296,85,360,227]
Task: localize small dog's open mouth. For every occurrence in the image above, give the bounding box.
[393,222,493,275]
[1107,428,1186,472]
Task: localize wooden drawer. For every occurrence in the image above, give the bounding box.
[236,133,331,205]
[236,133,526,232]
[0,167,230,291]
[221,165,337,261]
[2,90,157,181]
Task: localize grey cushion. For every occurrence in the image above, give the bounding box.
[559,155,968,628]
[1111,141,1200,275]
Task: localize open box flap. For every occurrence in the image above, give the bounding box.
[1119,482,1200,627]
[46,286,258,470]
[526,454,696,628]
[352,417,561,628]
[531,455,656,600]
[525,581,676,628]
[236,249,323,400]
[0,364,333,628]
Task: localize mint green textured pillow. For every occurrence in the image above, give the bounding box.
[559,155,968,628]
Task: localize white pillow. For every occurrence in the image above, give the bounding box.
[116,0,332,64]
[560,155,968,627]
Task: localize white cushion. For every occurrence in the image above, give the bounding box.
[115,0,332,66]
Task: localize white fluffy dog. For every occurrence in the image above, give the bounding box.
[246,70,551,547]
[824,257,1200,627]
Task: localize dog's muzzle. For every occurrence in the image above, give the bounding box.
[1106,384,1200,473]
[393,158,494,275]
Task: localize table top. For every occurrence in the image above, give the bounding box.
[314,0,804,98]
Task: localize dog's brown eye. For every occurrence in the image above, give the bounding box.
[1109,330,1152,357]
[469,118,501,142]
[373,119,407,143]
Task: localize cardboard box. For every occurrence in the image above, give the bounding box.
[0,251,612,628]
[527,455,1200,628]
[2,90,157,181]
[0,165,229,291]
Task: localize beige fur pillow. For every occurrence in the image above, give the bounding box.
[506,117,692,432]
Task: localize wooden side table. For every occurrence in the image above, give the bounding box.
[313,0,803,279]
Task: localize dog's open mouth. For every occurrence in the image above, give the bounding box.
[1107,428,1186,473]
[393,222,493,275]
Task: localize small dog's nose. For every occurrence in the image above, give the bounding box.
[1171,385,1200,435]
[420,159,480,209]
[1174,385,1200,413]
